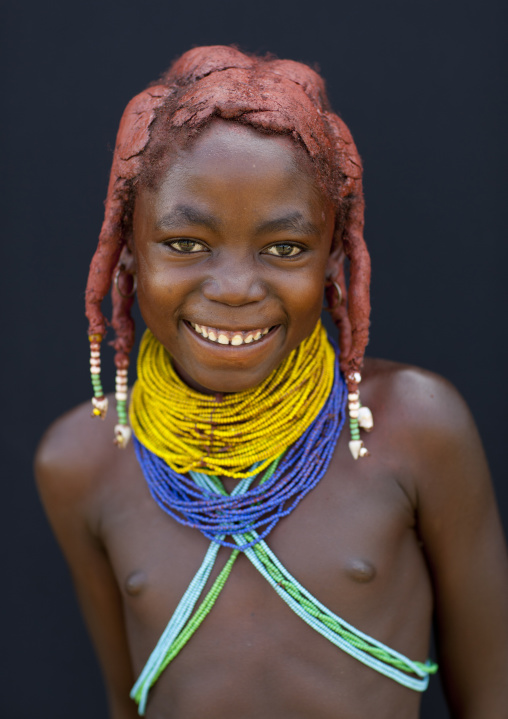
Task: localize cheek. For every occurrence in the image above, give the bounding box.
[134,256,189,328]
[282,267,326,328]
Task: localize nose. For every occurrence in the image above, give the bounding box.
[201,253,267,306]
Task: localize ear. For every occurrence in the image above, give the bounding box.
[118,243,136,274]
[325,240,344,281]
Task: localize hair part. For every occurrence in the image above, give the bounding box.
[85,45,371,393]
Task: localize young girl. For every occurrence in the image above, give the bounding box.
[35,46,508,718]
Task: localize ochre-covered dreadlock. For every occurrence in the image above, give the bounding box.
[84,45,371,449]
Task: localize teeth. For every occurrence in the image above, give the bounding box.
[189,322,273,346]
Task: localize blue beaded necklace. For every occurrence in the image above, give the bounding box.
[133,348,346,550]
[130,343,437,713]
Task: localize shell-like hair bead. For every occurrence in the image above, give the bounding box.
[346,372,373,459]
[114,424,132,448]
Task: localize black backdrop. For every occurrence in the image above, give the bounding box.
[2,0,507,716]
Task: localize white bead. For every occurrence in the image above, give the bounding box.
[91,351,100,359]
[359,446,370,457]
[90,366,101,374]
[91,396,108,419]
[114,424,132,449]
[117,369,128,377]
[354,372,362,383]
[116,391,128,401]
[349,440,364,460]
[349,409,359,419]
[90,358,101,367]
[348,401,360,411]
[358,406,374,431]
[348,393,359,401]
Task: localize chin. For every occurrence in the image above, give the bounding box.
[169,321,292,394]
[178,360,281,394]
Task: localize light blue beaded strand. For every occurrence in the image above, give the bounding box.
[130,474,257,714]
[131,468,436,715]
[194,473,435,692]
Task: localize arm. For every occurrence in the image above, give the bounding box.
[404,372,508,718]
[35,408,139,719]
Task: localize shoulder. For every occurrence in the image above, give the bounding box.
[35,394,120,482]
[34,394,129,530]
[361,356,474,432]
[359,357,487,499]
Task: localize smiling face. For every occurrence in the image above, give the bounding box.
[132,121,335,393]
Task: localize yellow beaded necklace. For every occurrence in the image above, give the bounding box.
[129,321,335,479]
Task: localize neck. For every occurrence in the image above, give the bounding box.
[172,359,224,396]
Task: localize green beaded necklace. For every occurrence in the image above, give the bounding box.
[130,459,437,714]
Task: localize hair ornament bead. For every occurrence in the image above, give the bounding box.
[346,370,372,459]
[91,396,108,419]
[358,405,374,431]
[88,333,108,419]
[348,371,362,384]
[114,363,131,448]
[349,440,369,460]
[114,424,132,448]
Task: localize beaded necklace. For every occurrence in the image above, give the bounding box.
[132,353,342,550]
[130,320,335,478]
[129,325,437,713]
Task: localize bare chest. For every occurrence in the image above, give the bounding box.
[97,439,433,718]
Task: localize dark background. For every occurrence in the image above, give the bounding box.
[1,0,506,716]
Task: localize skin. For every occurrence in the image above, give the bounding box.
[35,122,508,719]
[132,122,335,394]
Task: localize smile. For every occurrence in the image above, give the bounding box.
[187,322,274,346]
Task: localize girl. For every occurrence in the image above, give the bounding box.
[35,46,508,718]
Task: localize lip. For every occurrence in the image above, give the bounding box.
[183,320,282,351]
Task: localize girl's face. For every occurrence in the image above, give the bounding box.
[132,120,336,393]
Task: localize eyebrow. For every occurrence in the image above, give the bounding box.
[157,205,220,232]
[255,213,320,237]
[157,207,320,237]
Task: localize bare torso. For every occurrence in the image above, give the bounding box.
[35,357,508,718]
[105,436,431,719]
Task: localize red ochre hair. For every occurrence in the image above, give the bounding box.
[85,45,371,393]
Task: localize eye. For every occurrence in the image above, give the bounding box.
[264,243,303,258]
[166,239,207,253]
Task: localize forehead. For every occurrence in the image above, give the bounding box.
[135,121,330,228]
